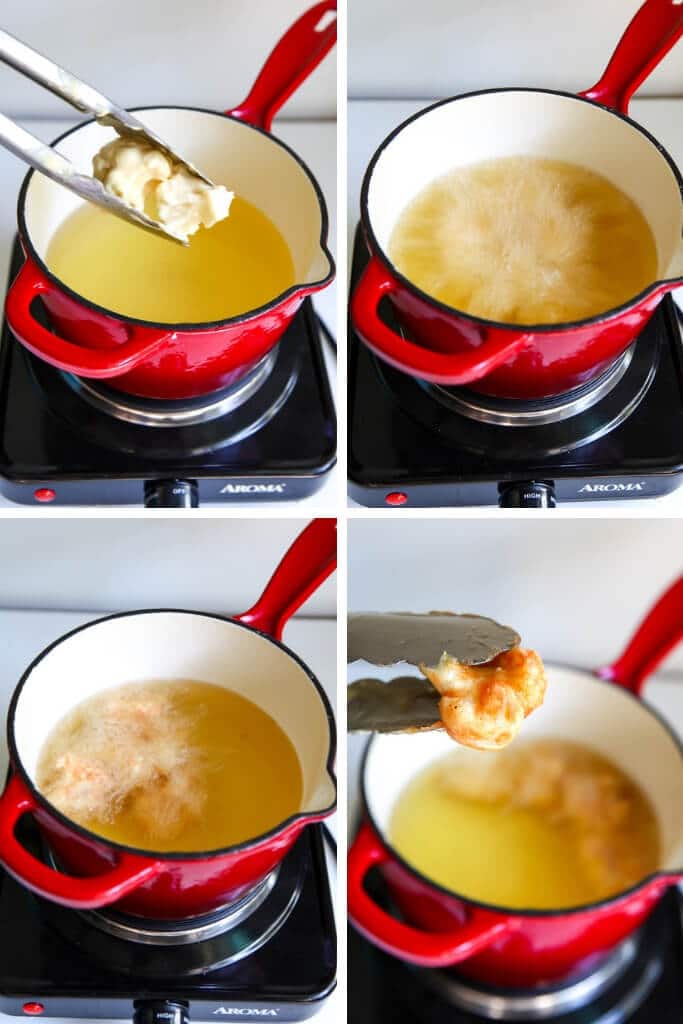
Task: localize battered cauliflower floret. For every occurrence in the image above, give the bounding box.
[93,138,233,241]
[561,770,632,829]
[421,647,547,750]
[41,752,120,822]
[38,685,205,836]
[128,769,206,845]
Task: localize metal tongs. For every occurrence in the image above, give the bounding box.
[0,28,218,244]
[347,612,521,733]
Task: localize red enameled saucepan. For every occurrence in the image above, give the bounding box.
[4,2,336,401]
[348,575,683,989]
[352,0,683,400]
[0,518,336,917]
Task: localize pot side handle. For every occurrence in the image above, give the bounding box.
[0,774,164,909]
[226,1,337,132]
[236,518,336,641]
[348,820,512,969]
[579,0,683,115]
[596,575,683,695]
[351,256,530,386]
[5,260,172,379]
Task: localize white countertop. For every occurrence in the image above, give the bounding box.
[0,118,338,511]
[348,98,683,512]
[0,609,338,1023]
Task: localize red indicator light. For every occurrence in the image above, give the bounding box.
[385,491,408,506]
[33,488,56,503]
[23,1004,44,1016]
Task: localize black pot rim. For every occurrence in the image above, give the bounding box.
[7,608,337,862]
[359,87,683,335]
[17,105,335,332]
[359,661,683,920]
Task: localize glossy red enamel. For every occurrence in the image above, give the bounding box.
[0,519,337,916]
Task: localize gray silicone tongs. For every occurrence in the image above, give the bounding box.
[0,28,218,244]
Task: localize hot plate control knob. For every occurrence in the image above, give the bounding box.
[133,1000,189,1024]
[144,479,199,508]
[499,481,556,508]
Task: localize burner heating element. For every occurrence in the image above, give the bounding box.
[418,934,660,1020]
[425,345,635,429]
[63,349,280,429]
[348,888,683,1023]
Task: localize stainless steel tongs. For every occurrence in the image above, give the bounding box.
[0,28,218,244]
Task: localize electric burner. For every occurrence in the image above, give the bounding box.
[64,348,281,429]
[0,817,336,1022]
[348,228,683,507]
[348,890,683,1022]
[0,239,336,506]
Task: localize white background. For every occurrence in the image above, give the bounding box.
[0,0,336,119]
[348,517,683,670]
[0,517,336,614]
[349,0,683,98]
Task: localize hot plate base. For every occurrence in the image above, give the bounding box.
[0,823,335,1022]
[0,238,336,506]
[348,228,683,507]
[348,889,683,1022]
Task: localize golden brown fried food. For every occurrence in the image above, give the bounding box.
[41,752,119,822]
[421,647,547,750]
[37,686,198,832]
[128,770,206,845]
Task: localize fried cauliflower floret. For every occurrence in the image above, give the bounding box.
[510,745,567,811]
[41,752,120,822]
[437,740,563,806]
[436,753,511,803]
[100,694,175,744]
[561,771,632,829]
[421,648,547,750]
[37,683,207,840]
[128,769,206,845]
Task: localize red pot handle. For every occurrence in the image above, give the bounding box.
[351,256,530,386]
[580,0,683,114]
[348,820,512,968]
[5,260,172,379]
[0,773,164,910]
[226,1,337,132]
[596,575,683,695]
[236,518,336,640]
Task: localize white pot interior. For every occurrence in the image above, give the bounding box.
[14,612,335,821]
[24,108,332,293]
[363,664,683,881]
[367,91,683,283]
